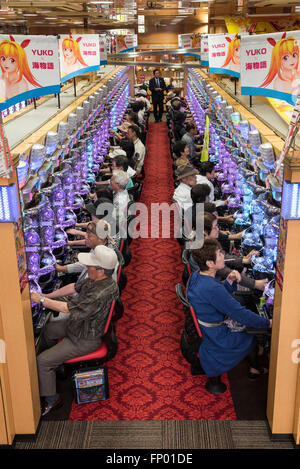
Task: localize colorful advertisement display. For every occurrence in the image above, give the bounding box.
[0,34,60,111]
[208,33,241,78]
[225,16,300,35]
[116,34,137,53]
[178,34,201,58]
[99,34,107,65]
[59,34,100,83]
[267,97,294,124]
[201,34,209,66]
[240,31,300,105]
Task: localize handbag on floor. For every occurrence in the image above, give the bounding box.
[72,366,109,404]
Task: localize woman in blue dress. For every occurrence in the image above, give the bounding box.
[187,238,272,379]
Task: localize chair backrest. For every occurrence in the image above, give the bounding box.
[181,249,191,276]
[104,300,116,335]
[175,282,190,308]
[175,282,202,338]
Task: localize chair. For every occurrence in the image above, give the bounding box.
[125,201,137,246]
[119,238,132,266]
[175,282,227,395]
[113,296,124,322]
[127,182,140,201]
[117,264,127,293]
[181,249,191,286]
[63,300,118,367]
[136,181,143,201]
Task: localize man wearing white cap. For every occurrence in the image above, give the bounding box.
[31,245,119,417]
[51,220,120,296]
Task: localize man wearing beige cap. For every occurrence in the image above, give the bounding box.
[173,164,199,209]
[31,245,119,417]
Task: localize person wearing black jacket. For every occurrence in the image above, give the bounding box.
[149,69,166,123]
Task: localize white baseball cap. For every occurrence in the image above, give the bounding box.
[109,149,127,159]
[78,245,118,270]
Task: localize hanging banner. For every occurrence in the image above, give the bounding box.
[178,34,201,58]
[240,31,300,105]
[201,115,210,162]
[59,34,100,83]
[116,34,137,53]
[201,35,209,66]
[208,33,241,78]
[99,34,107,65]
[0,35,60,111]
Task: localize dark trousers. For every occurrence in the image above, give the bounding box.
[152,97,164,121]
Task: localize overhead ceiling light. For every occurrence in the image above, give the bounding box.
[44,17,57,20]
[89,1,114,3]
[23,13,38,16]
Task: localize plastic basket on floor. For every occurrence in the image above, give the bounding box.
[72,366,109,404]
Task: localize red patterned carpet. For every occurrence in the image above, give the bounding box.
[68,122,237,421]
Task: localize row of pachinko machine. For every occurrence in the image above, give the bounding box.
[17,66,130,343]
[187,68,284,320]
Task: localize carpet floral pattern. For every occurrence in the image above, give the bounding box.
[68,122,237,421]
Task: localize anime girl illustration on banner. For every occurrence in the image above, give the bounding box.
[241,31,300,105]
[0,36,41,101]
[260,33,300,96]
[178,34,201,58]
[59,34,100,83]
[222,35,240,74]
[115,34,137,53]
[116,36,127,53]
[208,33,241,78]
[0,34,60,111]
[61,35,88,76]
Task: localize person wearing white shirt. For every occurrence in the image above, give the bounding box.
[127,124,146,175]
[173,164,199,210]
[110,170,130,226]
[197,161,227,208]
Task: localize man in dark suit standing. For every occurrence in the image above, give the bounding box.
[149,69,166,122]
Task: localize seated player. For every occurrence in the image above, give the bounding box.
[31,245,119,417]
[187,238,272,382]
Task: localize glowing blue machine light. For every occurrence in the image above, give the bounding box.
[0,184,20,222]
[281,181,300,220]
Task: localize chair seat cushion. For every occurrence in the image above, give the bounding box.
[64,342,108,364]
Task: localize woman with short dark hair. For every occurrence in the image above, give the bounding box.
[187,238,272,380]
[173,141,190,167]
